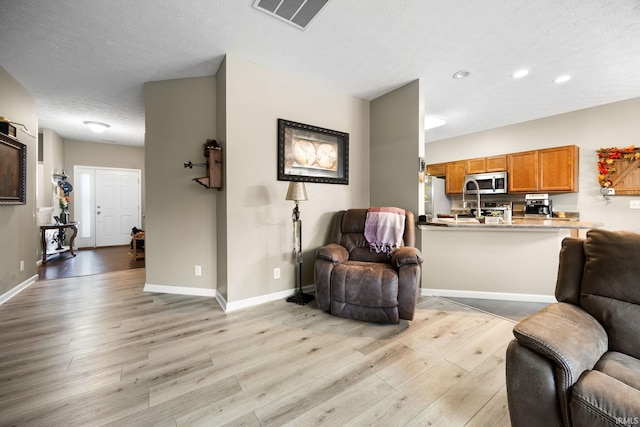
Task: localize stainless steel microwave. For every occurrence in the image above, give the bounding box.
[464,172,508,194]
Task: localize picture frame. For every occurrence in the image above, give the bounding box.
[278,119,349,185]
[0,132,27,205]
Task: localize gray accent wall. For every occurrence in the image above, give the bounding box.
[370,79,424,217]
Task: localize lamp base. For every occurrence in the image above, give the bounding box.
[286,291,315,306]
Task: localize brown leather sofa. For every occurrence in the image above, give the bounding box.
[314,208,423,324]
[506,228,640,427]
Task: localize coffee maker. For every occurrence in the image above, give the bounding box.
[525,194,552,218]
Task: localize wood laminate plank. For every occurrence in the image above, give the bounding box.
[0,266,533,427]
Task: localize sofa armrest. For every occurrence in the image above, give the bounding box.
[391,247,423,268]
[513,302,608,426]
[315,243,349,264]
[514,302,608,386]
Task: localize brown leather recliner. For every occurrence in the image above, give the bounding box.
[314,208,423,324]
[506,228,640,427]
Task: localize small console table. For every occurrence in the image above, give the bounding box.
[40,222,78,264]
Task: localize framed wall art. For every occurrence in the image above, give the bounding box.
[278,119,349,185]
[0,132,27,205]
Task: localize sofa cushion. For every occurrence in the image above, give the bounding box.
[594,351,640,391]
[571,369,640,426]
[581,229,640,359]
[331,261,398,308]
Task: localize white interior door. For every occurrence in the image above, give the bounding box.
[96,169,140,247]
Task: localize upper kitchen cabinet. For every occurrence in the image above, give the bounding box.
[508,145,579,193]
[445,160,466,194]
[508,150,538,192]
[538,145,579,192]
[466,155,507,174]
[465,158,486,174]
[485,155,507,172]
[426,162,446,177]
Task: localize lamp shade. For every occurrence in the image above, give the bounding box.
[285,182,307,202]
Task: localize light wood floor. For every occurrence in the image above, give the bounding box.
[0,269,520,426]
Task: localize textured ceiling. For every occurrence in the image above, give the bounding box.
[1,0,639,147]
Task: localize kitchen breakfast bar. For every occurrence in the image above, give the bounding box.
[418,218,603,302]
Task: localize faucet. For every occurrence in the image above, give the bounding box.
[462,178,482,219]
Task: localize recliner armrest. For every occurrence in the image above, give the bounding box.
[513,302,608,386]
[391,247,423,268]
[315,243,349,264]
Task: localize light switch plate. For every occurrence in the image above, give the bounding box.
[630,200,640,209]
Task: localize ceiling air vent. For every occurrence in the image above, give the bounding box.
[254,0,330,30]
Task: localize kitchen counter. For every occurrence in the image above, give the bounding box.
[420,218,603,230]
[419,218,604,303]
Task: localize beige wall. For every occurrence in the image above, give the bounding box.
[144,76,218,292]
[223,54,370,303]
[215,58,229,301]
[0,66,38,295]
[39,129,64,210]
[425,97,640,233]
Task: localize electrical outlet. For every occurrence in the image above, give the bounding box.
[631,200,640,210]
[195,265,202,276]
[19,260,24,272]
[273,267,280,279]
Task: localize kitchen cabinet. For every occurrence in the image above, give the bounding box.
[508,151,538,193]
[538,145,579,192]
[430,145,577,194]
[465,158,486,174]
[446,161,466,194]
[508,145,579,193]
[465,155,507,174]
[486,155,507,172]
[426,162,446,177]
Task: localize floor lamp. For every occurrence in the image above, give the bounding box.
[285,181,314,305]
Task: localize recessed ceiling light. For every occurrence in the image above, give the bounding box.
[553,75,572,84]
[512,69,529,79]
[84,121,110,133]
[452,70,470,79]
[425,115,447,130]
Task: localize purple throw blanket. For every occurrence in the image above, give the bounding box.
[364,207,406,254]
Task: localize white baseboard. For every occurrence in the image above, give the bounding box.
[143,283,315,313]
[0,274,39,306]
[143,283,217,298]
[224,285,315,312]
[421,288,556,304]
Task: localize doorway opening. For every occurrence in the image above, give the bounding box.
[73,166,142,248]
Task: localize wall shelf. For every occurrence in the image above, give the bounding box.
[185,140,223,190]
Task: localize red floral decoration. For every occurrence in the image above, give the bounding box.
[597,146,640,187]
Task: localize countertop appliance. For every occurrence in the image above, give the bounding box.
[525,193,552,218]
[470,201,512,219]
[463,172,507,195]
[424,175,450,221]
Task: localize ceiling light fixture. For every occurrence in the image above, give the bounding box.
[452,70,470,79]
[553,75,572,84]
[425,115,447,130]
[512,69,529,79]
[84,121,110,133]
